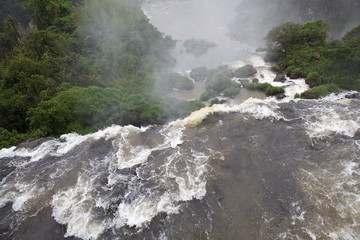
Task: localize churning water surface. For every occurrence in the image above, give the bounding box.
[0,0,360,239]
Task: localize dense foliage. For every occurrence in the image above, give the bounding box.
[265,20,360,92]
[300,84,339,99]
[229,0,360,45]
[234,65,257,78]
[241,80,284,96]
[0,0,204,148]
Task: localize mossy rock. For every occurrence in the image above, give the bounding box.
[234,64,257,78]
[300,84,339,99]
[183,39,217,55]
[223,86,241,98]
[305,71,322,87]
[265,86,285,96]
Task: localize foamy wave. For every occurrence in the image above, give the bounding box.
[172,98,284,127]
[235,98,284,120]
[52,176,107,240]
[304,105,360,139]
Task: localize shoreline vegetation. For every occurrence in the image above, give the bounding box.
[0,0,204,148]
[1,0,360,149]
[263,20,360,98]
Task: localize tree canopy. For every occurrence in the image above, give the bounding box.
[0,0,203,148]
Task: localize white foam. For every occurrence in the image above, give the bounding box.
[0,146,16,157]
[283,79,309,98]
[52,176,107,240]
[305,105,360,139]
[235,98,284,120]
[112,125,184,170]
[115,192,179,228]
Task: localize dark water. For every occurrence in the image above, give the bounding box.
[1,98,360,239]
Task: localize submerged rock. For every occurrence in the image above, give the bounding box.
[345,92,360,99]
[276,93,287,100]
[15,137,54,150]
[183,39,217,56]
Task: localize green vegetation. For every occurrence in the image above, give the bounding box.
[265,86,285,96]
[223,86,241,98]
[229,0,360,45]
[234,64,257,78]
[242,80,271,92]
[305,71,322,87]
[265,20,360,92]
[0,0,203,148]
[300,84,339,99]
[241,80,284,96]
[209,98,221,106]
[200,89,216,102]
[155,71,194,92]
[183,39,217,55]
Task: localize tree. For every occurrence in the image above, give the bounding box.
[25,0,73,30]
[0,16,21,59]
[298,20,329,46]
[265,22,301,52]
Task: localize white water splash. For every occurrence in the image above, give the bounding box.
[304,104,360,139]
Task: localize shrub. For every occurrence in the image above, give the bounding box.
[300,84,339,99]
[265,86,285,96]
[27,86,170,135]
[210,98,221,106]
[0,128,29,149]
[306,71,322,87]
[223,86,241,98]
[156,72,194,92]
[234,64,257,78]
[173,76,194,90]
[206,73,234,93]
[200,89,216,101]
[242,80,271,92]
[271,64,280,72]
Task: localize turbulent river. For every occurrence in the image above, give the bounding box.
[1,0,360,239]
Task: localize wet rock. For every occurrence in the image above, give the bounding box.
[273,72,286,83]
[276,93,287,100]
[15,137,54,150]
[345,92,360,99]
[260,74,264,78]
[252,78,259,84]
[354,129,360,140]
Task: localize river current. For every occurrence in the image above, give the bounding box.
[1,0,360,239]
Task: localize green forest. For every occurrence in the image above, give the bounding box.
[0,0,204,148]
[264,20,360,97]
[229,0,360,45]
[1,0,360,148]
